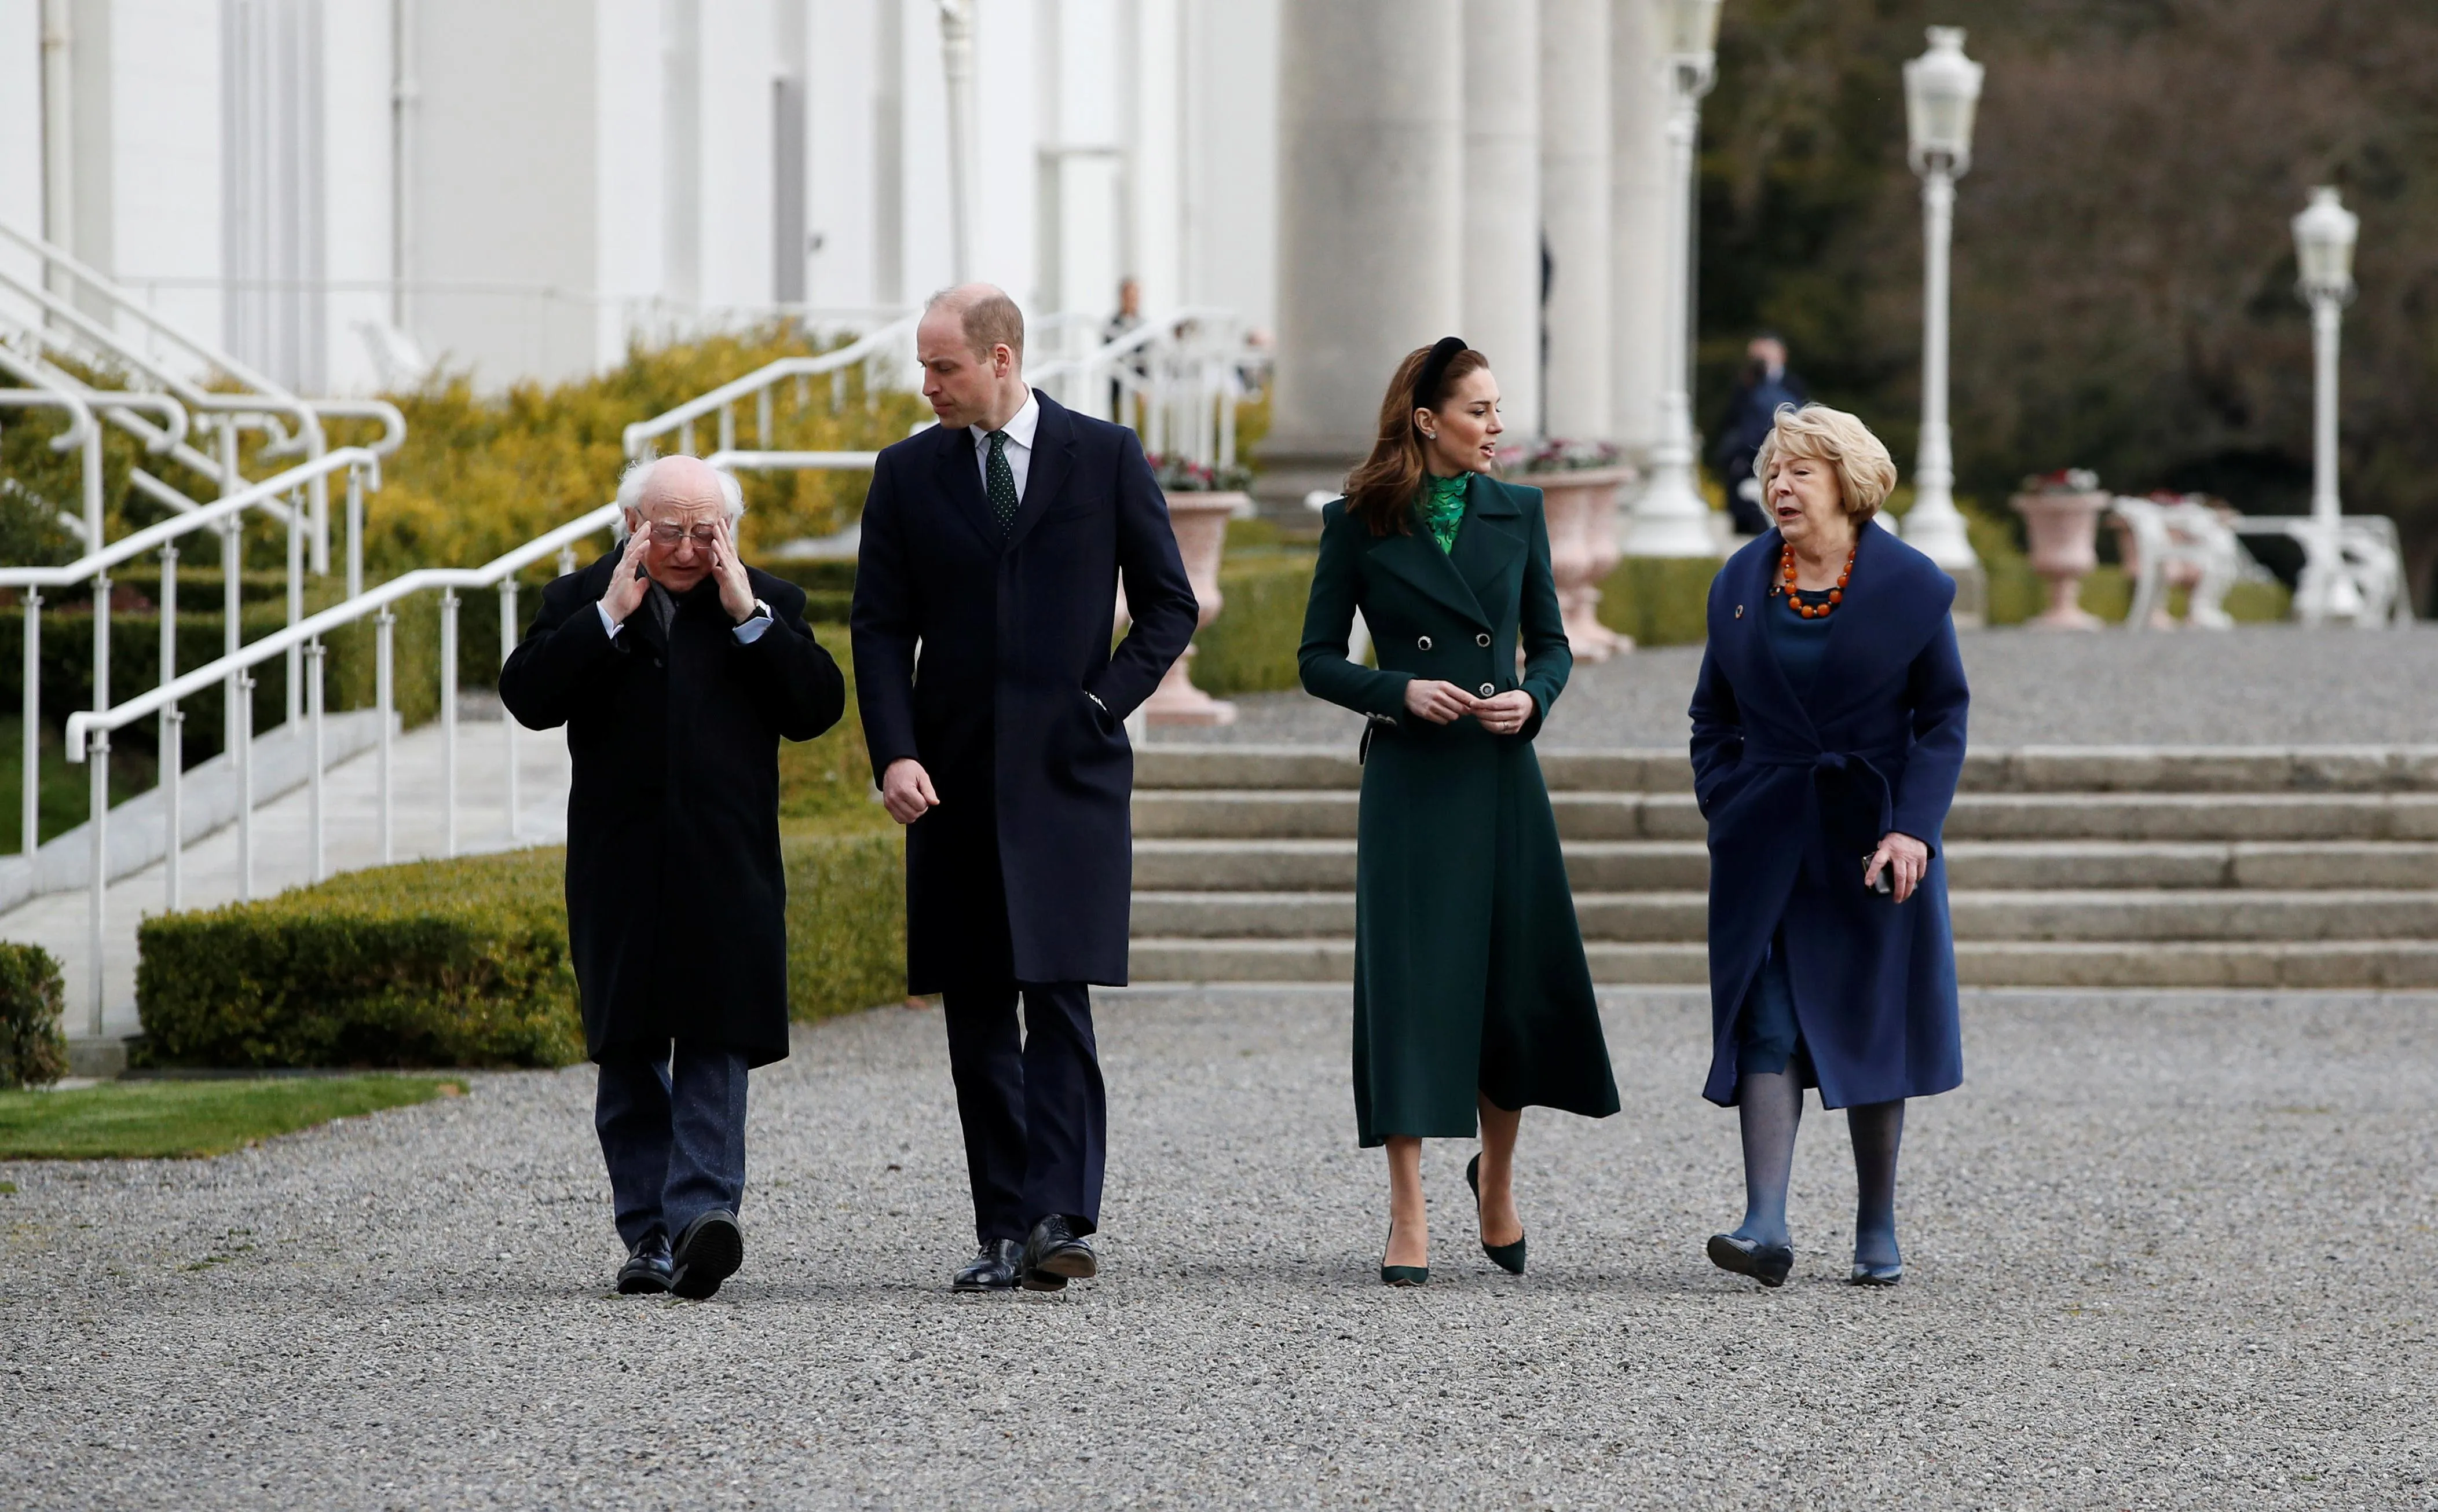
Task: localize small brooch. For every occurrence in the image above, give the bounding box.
[1734,605,1744,618]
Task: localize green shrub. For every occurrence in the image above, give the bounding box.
[1198,554,1318,695]
[132,828,904,1069]
[134,848,583,1070]
[1598,557,1720,647]
[784,830,905,1019]
[0,943,68,1089]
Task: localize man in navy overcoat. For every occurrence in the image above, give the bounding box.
[850,284,1198,1293]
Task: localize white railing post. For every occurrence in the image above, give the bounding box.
[719,403,735,456]
[235,672,255,900]
[345,464,365,600]
[158,542,180,911]
[375,609,395,865]
[499,579,519,843]
[90,571,110,725]
[86,727,108,1038]
[284,489,303,724]
[221,512,241,771]
[21,589,40,856]
[306,639,326,883]
[440,590,459,857]
[755,387,773,448]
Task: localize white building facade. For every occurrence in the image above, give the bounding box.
[1,0,1281,391]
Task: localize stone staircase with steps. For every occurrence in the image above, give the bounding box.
[1128,745,2438,989]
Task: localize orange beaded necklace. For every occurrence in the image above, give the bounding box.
[1777,542,1854,619]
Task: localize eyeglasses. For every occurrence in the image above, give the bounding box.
[647,523,720,547]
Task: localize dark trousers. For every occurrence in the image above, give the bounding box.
[595,1041,750,1253]
[940,980,1105,1243]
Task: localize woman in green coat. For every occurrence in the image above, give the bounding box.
[1298,338,1621,1287]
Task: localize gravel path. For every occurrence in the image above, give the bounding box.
[1159,625,2438,750]
[6,988,2435,1508]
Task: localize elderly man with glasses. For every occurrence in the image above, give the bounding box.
[501,453,845,1299]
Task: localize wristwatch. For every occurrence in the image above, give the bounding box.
[736,596,772,627]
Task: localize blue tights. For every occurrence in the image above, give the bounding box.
[1732,1068,1906,1270]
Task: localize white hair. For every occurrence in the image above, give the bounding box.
[613,455,745,540]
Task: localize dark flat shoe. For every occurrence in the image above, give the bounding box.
[1021,1216,1097,1292]
[616,1246,673,1295]
[1380,1222,1428,1287]
[1465,1154,1527,1275]
[952,1239,1024,1292]
[1850,1261,1903,1287]
[1707,1232,1793,1288]
[671,1210,744,1300]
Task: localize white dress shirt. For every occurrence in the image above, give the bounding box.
[969,390,1040,504]
[597,592,771,642]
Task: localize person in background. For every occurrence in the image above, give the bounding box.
[500,455,847,1301]
[1105,276,1145,419]
[1714,333,1809,536]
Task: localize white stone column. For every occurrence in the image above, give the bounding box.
[1538,0,1610,441]
[1462,0,1540,434]
[1257,0,1463,522]
[1607,0,1668,461]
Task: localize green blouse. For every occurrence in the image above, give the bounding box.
[1416,471,1470,554]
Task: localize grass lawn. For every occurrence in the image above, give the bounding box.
[0,1075,466,1160]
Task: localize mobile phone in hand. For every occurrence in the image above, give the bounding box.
[1862,855,1892,896]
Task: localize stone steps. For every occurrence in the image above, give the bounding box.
[1132,888,2438,943]
[1125,744,2438,989]
[1128,938,2438,990]
[1133,789,2438,842]
[1134,838,2438,891]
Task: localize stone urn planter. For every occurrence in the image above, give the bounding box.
[1532,464,1635,660]
[2009,487,2108,630]
[1139,490,1244,726]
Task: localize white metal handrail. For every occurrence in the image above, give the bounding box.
[621,314,920,461]
[55,493,616,1038]
[0,221,409,573]
[8,449,380,892]
[1029,307,1252,470]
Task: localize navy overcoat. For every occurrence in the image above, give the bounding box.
[850,390,1199,993]
[1688,523,1969,1109]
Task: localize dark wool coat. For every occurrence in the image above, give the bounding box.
[1298,477,1620,1147]
[1689,524,1970,1109]
[849,391,1199,993]
[499,557,845,1068]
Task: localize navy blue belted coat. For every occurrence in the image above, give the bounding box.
[1688,524,1970,1109]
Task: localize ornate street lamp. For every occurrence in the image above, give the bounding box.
[1898,27,1984,601]
[1620,0,1726,558]
[2291,185,2362,624]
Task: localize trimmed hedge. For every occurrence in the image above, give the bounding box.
[1597,557,1720,647]
[134,848,582,1070]
[133,830,904,1070]
[1198,554,1319,695]
[0,943,68,1089]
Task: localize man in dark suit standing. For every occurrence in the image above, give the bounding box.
[501,455,845,1300]
[851,284,1198,1293]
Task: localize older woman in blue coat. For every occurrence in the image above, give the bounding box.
[1688,403,1968,1289]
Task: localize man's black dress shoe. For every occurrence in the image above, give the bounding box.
[953,1239,1025,1292]
[616,1241,674,1295]
[671,1210,744,1300]
[1020,1216,1098,1293]
[1706,1232,1794,1288]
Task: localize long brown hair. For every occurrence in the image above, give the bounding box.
[1344,342,1491,536]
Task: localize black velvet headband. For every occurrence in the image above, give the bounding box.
[1412,336,1469,414]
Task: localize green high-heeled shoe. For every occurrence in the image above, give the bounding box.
[1380,1222,1428,1287]
[1466,1154,1528,1275]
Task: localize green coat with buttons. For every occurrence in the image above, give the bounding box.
[1298,474,1620,1147]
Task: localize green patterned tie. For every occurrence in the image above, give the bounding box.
[985,430,1019,535]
